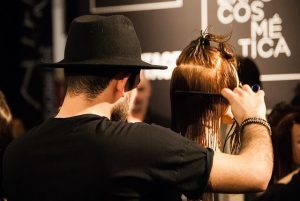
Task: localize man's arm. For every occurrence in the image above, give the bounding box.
[208,85,273,193]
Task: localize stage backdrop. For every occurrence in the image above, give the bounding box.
[66,0,300,127]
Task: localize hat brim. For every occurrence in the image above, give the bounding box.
[40,58,167,70]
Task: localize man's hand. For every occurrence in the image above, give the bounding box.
[221,84,266,125]
[208,84,272,193]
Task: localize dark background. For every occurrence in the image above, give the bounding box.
[0,1,54,130]
[1,0,299,129]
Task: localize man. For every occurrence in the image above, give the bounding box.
[3,15,273,201]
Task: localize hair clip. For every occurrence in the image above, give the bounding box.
[199,30,210,46]
[200,37,210,46]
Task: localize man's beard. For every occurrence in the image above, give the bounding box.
[110,91,132,122]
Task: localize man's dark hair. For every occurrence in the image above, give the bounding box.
[64,69,117,99]
[64,68,140,99]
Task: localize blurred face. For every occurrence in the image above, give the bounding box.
[132,72,151,114]
[292,123,300,166]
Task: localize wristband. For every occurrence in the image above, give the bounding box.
[239,117,272,136]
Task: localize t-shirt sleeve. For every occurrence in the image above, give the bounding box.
[176,140,214,199]
[133,123,214,199]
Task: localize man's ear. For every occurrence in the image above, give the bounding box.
[115,76,129,98]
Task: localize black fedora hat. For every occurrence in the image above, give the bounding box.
[42,15,167,70]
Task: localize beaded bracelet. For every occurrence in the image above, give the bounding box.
[239,117,272,136]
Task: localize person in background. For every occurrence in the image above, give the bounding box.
[127,70,170,127]
[255,168,300,201]
[267,102,296,132]
[254,103,300,201]
[3,15,273,201]
[268,103,300,182]
[237,56,262,88]
[127,70,152,123]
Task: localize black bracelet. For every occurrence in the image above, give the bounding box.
[239,117,272,136]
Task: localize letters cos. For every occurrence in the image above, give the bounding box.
[217,0,291,58]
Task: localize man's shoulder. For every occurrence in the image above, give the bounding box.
[124,121,181,138]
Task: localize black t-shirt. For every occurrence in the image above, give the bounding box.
[3,114,213,201]
[255,171,300,201]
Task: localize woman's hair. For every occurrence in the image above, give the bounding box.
[269,103,300,182]
[170,31,239,151]
[268,102,295,128]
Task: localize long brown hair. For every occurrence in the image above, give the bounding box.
[170,31,238,151]
[271,109,300,182]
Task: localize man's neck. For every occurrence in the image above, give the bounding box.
[56,94,113,119]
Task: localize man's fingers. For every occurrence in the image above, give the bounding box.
[221,88,235,103]
[257,89,265,97]
[242,84,252,92]
[233,87,244,95]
